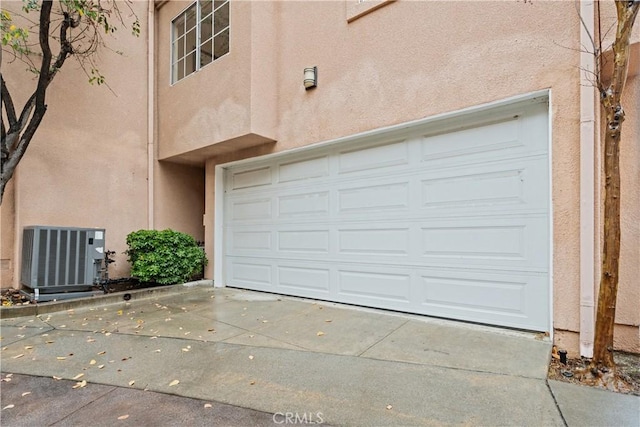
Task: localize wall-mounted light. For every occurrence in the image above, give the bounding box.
[304,66,317,90]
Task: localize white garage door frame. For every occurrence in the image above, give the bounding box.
[214,90,553,333]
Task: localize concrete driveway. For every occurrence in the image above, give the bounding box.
[1,284,638,426]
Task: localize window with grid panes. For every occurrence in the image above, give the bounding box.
[171,0,229,84]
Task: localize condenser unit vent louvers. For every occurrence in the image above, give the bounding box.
[21,226,105,292]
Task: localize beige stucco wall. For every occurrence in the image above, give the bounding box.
[1,0,150,284]
[153,161,205,240]
[155,0,277,163]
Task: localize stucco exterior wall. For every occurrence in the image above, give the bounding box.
[153,162,205,240]
[1,0,150,284]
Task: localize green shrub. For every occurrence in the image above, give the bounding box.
[125,229,207,285]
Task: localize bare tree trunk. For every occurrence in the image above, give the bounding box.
[591,0,639,369]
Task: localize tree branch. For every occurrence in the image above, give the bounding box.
[50,11,74,81]
[1,75,18,128]
[36,0,54,106]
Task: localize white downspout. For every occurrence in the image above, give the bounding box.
[147,0,155,230]
[579,0,596,358]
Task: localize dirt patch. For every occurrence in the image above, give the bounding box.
[548,348,640,396]
[1,288,32,306]
[1,279,164,306]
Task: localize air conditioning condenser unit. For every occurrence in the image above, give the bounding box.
[21,226,106,301]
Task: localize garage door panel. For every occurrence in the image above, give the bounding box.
[229,198,272,221]
[338,181,411,214]
[278,155,330,183]
[337,139,410,175]
[419,216,548,270]
[417,270,548,330]
[338,227,410,257]
[278,265,331,294]
[223,100,550,331]
[277,191,330,218]
[228,260,274,290]
[278,230,330,254]
[420,117,521,163]
[230,166,272,190]
[419,156,547,213]
[229,230,273,252]
[337,268,412,305]
[419,103,548,169]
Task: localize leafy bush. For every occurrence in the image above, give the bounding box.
[125,229,207,285]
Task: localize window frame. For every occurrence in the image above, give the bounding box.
[170,0,230,85]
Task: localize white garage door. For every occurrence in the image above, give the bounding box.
[221,99,550,331]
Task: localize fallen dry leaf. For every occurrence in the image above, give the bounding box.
[21,392,31,397]
[386,405,393,410]
[86,338,96,343]
[154,349,161,353]
[2,404,15,410]
[56,357,66,360]
[53,376,62,380]
[169,380,180,387]
[89,359,97,365]
[204,403,212,409]
[98,365,105,369]
[117,414,129,420]
[46,341,55,344]
[97,351,106,355]
[12,354,24,359]
[249,355,254,360]
[181,348,190,352]
[316,331,325,336]
[72,380,87,389]
[24,345,34,350]
[249,380,256,385]
[128,380,135,386]
[73,373,85,380]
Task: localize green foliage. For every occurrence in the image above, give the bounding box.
[125,229,207,285]
[1,0,140,82]
[1,10,31,55]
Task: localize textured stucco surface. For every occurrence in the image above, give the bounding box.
[1,0,150,281]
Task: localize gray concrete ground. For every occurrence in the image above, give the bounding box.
[1,284,638,426]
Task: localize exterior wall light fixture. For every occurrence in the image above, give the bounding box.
[304,66,317,90]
